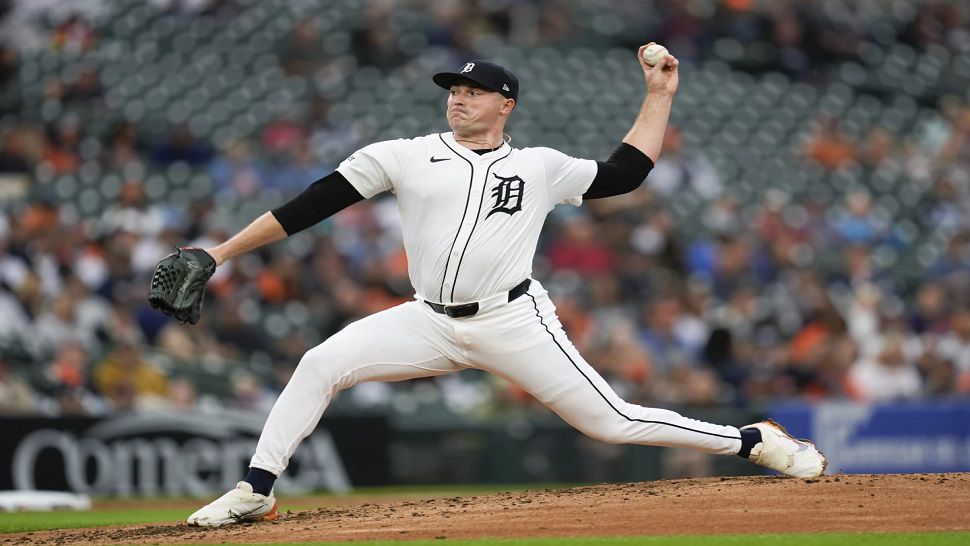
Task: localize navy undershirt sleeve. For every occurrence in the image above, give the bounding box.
[270,171,365,235]
[584,143,655,200]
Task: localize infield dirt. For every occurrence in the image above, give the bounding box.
[7,473,970,545]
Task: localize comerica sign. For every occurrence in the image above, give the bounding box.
[0,412,384,497]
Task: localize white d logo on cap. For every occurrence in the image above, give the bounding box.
[461,62,475,74]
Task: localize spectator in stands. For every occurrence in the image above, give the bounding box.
[351,3,407,70]
[0,128,31,174]
[278,17,327,78]
[701,328,749,405]
[858,126,897,168]
[804,116,856,169]
[832,191,887,245]
[929,234,970,299]
[548,290,597,354]
[660,366,724,407]
[782,278,848,398]
[50,13,97,53]
[639,294,706,375]
[101,180,168,237]
[628,206,684,274]
[265,140,329,196]
[33,293,98,354]
[42,341,108,416]
[909,282,951,336]
[646,125,722,199]
[937,308,970,391]
[924,172,970,235]
[210,298,272,360]
[105,121,147,171]
[848,332,923,402]
[46,341,90,391]
[547,215,615,277]
[590,317,654,404]
[93,342,167,407]
[0,356,35,414]
[229,372,276,412]
[42,116,82,174]
[0,44,19,93]
[62,65,104,105]
[150,124,214,166]
[165,377,199,410]
[210,139,264,199]
[0,219,32,341]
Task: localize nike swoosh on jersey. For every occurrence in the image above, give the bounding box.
[430,156,450,163]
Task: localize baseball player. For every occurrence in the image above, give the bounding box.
[150,44,825,527]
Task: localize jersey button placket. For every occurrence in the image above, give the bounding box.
[444,172,486,303]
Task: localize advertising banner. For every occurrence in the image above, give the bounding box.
[0,411,388,496]
[771,401,970,474]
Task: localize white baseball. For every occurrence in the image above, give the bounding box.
[642,44,669,67]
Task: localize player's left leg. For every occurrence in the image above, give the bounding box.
[467,279,825,476]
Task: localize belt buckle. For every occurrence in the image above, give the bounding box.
[444,302,478,318]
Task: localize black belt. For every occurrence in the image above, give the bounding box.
[425,279,531,318]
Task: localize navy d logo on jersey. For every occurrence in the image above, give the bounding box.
[487,174,525,218]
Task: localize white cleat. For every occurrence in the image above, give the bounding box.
[741,419,827,478]
[186,481,279,527]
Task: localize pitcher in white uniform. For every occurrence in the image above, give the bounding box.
[183,44,826,527]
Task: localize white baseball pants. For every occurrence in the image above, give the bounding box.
[250,280,742,475]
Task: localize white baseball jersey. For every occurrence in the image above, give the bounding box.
[336,132,597,304]
[249,132,746,480]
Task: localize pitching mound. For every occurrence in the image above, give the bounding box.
[11,473,970,544]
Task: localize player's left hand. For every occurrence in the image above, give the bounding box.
[148,247,217,324]
[638,43,679,97]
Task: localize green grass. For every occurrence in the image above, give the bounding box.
[188,533,970,546]
[0,501,329,533]
[0,508,190,533]
[0,483,576,534]
[193,535,969,546]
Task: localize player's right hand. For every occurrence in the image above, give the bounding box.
[639,43,679,97]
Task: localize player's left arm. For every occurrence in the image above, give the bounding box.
[583,43,678,200]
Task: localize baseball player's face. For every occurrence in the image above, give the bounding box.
[446,83,513,136]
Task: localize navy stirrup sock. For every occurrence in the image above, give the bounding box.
[244,467,277,496]
[737,427,762,459]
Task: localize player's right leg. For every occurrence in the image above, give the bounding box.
[187,300,463,527]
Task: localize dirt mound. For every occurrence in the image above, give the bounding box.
[10,473,970,545]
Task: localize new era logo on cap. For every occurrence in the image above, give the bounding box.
[433,60,519,100]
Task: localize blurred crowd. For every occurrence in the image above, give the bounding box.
[1,0,970,418]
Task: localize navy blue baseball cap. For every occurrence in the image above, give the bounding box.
[433,60,519,100]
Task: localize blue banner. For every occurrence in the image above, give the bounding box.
[771,401,970,474]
